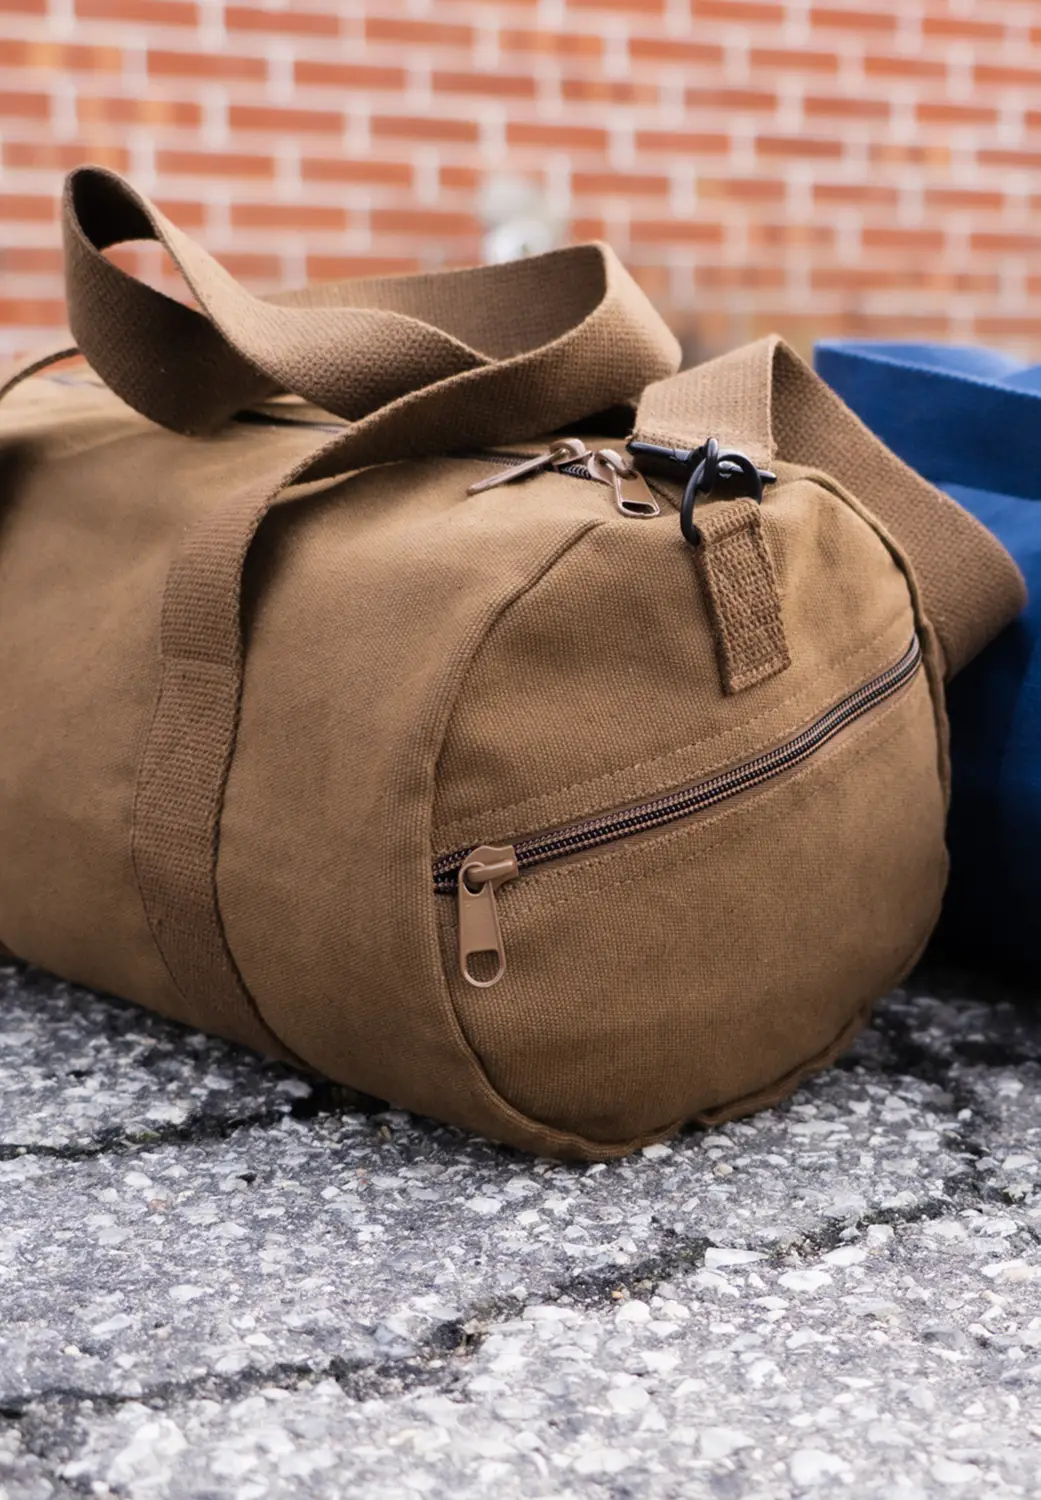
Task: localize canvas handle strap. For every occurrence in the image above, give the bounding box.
[634,335,1027,679]
[57,165,680,442]
[0,169,681,1044]
[693,498,791,694]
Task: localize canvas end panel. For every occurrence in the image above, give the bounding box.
[433,478,919,856]
[438,671,946,1144]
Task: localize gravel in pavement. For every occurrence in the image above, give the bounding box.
[1,959,1039,1497]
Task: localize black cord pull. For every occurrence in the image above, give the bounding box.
[627,437,776,546]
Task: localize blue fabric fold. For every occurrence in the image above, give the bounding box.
[815,340,1038,979]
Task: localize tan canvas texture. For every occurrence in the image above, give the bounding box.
[0,169,1027,1159]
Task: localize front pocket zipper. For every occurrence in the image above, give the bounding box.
[435,635,923,987]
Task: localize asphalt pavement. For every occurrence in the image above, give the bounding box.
[1,959,1039,1498]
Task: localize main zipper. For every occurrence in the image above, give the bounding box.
[234,414,669,518]
[463,440,667,517]
[437,635,923,987]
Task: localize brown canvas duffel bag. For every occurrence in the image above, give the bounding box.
[0,169,1025,1159]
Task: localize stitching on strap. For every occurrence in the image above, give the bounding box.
[695,499,791,695]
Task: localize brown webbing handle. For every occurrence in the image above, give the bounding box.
[695,498,791,694]
[60,166,680,440]
[0,171,680,1051]
[634,336,1026,678]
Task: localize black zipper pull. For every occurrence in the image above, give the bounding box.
[628,437,777,545]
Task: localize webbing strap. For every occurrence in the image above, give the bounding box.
[635,336,1026,679]
[61,166,680,441]
[0,347,80,404]
[695,499,791,694]
[1,169,680,1043]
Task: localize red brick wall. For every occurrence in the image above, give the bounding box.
[2,0,1040,360]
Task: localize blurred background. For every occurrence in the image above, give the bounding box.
[0,0,1039,362]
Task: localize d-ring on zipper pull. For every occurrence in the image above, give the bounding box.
[457,845,519,987]
[466,438,591,495]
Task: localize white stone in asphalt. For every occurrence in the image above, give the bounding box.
[0,960,1040,1496]
[32,1206,1041,1498]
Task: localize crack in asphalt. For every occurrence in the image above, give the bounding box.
[0,970,1035,1481]
[0,1351,462,1424]
[0,1165,996,1441]
[0,1345,476,1480]
[0,1082,388,1163]
[0,1030,1018,1163]
[0,1109,300,1162]
[4,966,1034,1164]
[0,1175,1011,1485]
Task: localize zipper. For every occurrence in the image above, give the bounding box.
[439,635,923,987]
[234,411,668,517]
[464,441,665,518]
[234,409,346,433]
[233,415,665,517]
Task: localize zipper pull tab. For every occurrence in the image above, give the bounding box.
[457,845,519,988]
[586,449,661,518]
[466,438,591,495]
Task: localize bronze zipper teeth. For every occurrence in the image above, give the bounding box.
[234,410,346,432]
[231,430,670,501]
[459,449,590,480]
[460,449,672,505]
[433,635,922,894]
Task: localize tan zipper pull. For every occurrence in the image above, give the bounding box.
[586,449,661,517]
[467,438,590,495]
[457,844,519,988]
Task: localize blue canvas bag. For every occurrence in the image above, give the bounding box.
[815,341,1040,979]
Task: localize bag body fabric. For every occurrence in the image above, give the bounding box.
[0,171,1025,1158]
[815,341,1039,980]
